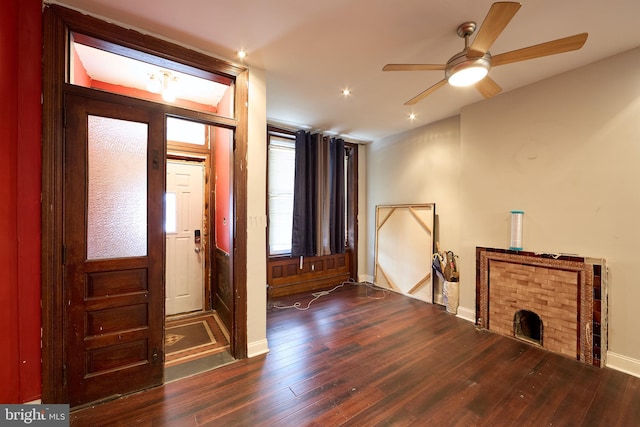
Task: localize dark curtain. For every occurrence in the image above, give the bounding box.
[291,131,317,256]
[329,137,345,254]
[291,131,345,256]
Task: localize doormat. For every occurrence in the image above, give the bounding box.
[166,320,214,353]
[165,312,229,367]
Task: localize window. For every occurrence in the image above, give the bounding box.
[267,127,358,261]
[267,133,296,255]
[167,117,206,146]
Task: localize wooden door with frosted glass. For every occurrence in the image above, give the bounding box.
[63,94,165,406]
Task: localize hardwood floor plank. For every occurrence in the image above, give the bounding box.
[584,369,631,427]
[511,354,580,426]
[614,378,640,427]
[70,284,640,426]
[476,353,558,424]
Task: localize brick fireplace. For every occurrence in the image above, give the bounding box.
[476,247,607,367]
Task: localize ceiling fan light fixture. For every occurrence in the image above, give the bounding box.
[448,66,488,86]
[445,51,491,87]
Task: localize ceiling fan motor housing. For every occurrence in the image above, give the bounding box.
[445,20,491,86]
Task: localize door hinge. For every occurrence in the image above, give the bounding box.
[152,149,160,170]
[62,364,67,385]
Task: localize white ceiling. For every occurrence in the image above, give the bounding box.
[52,0,640,142]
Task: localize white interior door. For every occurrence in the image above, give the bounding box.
[166,161,204,315]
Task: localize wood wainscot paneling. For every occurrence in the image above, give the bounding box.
[267,251,352,298]
[214,247,232,332]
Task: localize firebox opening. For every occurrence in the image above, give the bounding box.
[514,309,543,346]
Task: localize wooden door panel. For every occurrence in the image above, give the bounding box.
[64,94,164,406]
[87,268,148,296]
[213,249,232,331]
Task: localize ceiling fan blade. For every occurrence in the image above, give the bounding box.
[491,33,588,67]
[383,64,445,71]
[469,2,522,55]
[475,76,502,98]
[405,79,448,105]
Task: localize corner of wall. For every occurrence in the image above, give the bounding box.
[455,306,475,323]
[359,274,373,284]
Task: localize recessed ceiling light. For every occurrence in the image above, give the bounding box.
[409,113,416,121]
[341,88,351,96]
[237,50,247,59]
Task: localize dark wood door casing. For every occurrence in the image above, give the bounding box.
[42,4,250,403]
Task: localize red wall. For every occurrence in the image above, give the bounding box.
[0,0,42,403]
[214,87,233,253]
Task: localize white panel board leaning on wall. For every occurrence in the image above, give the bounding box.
[374,204,435,303]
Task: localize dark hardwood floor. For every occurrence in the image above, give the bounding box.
[70,282,640,426]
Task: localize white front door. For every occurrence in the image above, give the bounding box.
[166,161,204,315]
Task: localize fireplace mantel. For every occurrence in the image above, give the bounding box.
[475,247,607,367]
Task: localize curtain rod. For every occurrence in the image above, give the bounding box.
[267,121,366,145]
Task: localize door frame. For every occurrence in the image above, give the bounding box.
[41,5,249,403]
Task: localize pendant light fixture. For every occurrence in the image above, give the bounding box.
[147,70,178,102]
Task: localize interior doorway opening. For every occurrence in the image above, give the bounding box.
[165,116,236,380]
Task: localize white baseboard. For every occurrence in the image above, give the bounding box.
[456,306,475,323]
[606,351,640,378]
[359,274,374,284]
[247,339,270,358]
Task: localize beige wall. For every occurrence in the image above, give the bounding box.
[246,68,269,356]
[366,115,462,280]
[366,46,640,372]
[357,143,368,280]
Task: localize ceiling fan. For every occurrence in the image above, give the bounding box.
[383,1,588,105]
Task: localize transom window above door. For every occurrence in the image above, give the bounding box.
[68,32,235,117]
